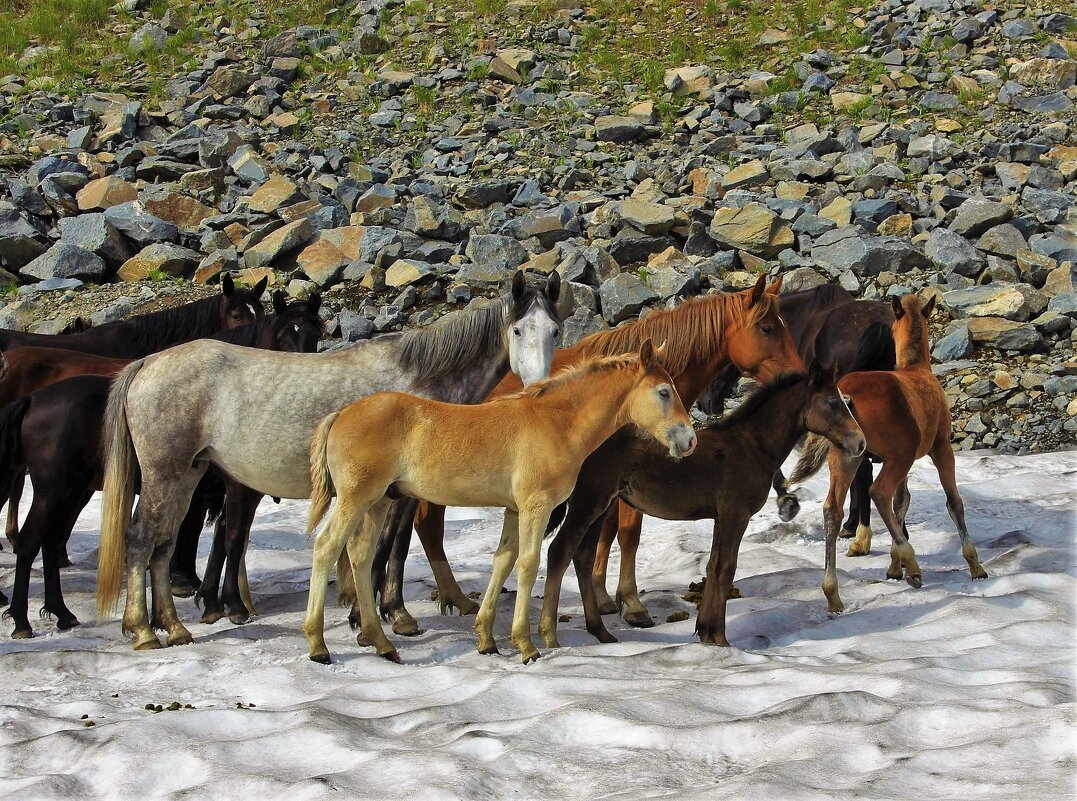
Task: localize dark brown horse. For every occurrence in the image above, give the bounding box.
[534,361,865,648]
[0,293,323,635]
[788,294,988,613]
[358,275,802,637]
[588,284,895,627]
[0,274,268,357]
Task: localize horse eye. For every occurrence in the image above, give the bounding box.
[658,388,670,399]
[512,327,521,336]
[760,324,773,335]
[828,398,838,408]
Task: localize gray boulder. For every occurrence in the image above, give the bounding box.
[599,273,657,323]
[20,242,107,282]
[925,228,985,277]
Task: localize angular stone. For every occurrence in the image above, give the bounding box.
[932,322,974,361]
[619,199,675,235]
[721,160,769,190]
[830,91,867,111]
[561,306,607,346]
[943,284,1045,322]
[117,242,200,281]
[249,174,303,215]
[296,239,348,287]
[965,317,1044,351]
[0,208,46,269]
[455,263,510,287]
[385,258,437,288]
[644,265,700,299]
[206,66,255,99]
[457,180,516,209]
[465,234,528,272]
[76,176,137,211]
[595,116,644,143]
[228,146,270,184]
[144,193,214,231]
[599,273,658,324]
[664,65,712,96]
[403,196,468,241]
[58,213,132,267]
[812,227,929,277]
[877,213,913,237]
[193,247,238,284]
[949,198,1013,238]
[355,184,397,214]
[976,224,1026,258]
[103,201,179,246]
[819,196,853,226]
[243,219,313,269]
[925,228,985,277]
[21,242,107,282]
[709,203,794,258]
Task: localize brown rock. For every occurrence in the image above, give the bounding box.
[144,193,214,230]
[76,176,137,211]
[249,174,302,214]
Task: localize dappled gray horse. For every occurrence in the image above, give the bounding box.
[96,271,562,650]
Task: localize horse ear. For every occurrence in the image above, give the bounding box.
[272,291,288,315]
[891,295,904,320]
[222,273,235,297]
[922,294,937,318]
[808,357,823,385]
[253,276,269,296]
[307,293,322,313]
[511,270,526,300]
[639,338,655,368]
[765,274,783,295]
[545,270,561,303]
[749,273,766,306]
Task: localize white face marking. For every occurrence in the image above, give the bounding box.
[293,323,301,332]
[247,303,257,318]
[508,301,560,387]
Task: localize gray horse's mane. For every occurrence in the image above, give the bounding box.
[399,297,508,391]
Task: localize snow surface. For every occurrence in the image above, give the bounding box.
[0,450,1074,800]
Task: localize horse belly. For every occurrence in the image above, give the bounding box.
[396,474,514,510]
[206,438,313,500]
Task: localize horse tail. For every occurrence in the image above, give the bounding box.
[544,500,568,536]
[307,411,340,537]
[787,432,832,487]
[0,395,30,507]
[0,348,8,383]
[96,359,145,620]
[847,321,896,373]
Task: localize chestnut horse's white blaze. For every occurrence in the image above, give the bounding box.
[95,272,561,651]
[305,343,698,665]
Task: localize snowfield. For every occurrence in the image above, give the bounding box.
[0,450,1074,800]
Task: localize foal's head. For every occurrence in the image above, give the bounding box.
[270,291,325,353]
[219,273,270,329]
[890,293,936,368]
[803,359,866,458]
[626,340,697,458]
[507,270,562,387]
[726,274,804,383]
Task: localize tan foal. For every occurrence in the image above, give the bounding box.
[304,341,697,664]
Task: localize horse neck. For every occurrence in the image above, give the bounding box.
[438,351,510,404]
[533,367,646,459]
[895,330,932,371]
[726,381,810,470]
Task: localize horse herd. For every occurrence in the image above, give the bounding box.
[0,269,988,664]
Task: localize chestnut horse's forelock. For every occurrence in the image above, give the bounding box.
[572,290,776,378]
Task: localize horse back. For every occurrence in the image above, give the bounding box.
[840,368,947,458]
[0,346,128,407]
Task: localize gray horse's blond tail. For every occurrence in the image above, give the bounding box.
[307,411,340,537]
[787,432,832,487]
[97,359,145,620]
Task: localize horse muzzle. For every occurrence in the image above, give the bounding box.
[668,425,697,458]
[844,432,867,459]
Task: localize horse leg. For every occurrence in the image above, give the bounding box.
[929,442,988,580]
[220,486,261,625]
[539,497,614,649]
[124,471,205,650]
[574,515,618,644]
[842,460,872,541]
[509,502,553,664]
[238,540,254,616]
[696,511,751,646]
[196,515,228,623]
[475,510,520,656]
[614,506,653,628]
[415,500,480,617]
[823,449,860,613]
[868,457,922,588]
[6,497,46,638]
[343,498,397,660]
[39,490,87,632]
[774,467,800,521]
[169,493,206,598]
[5,467,25,549]
[379,497,423,637]
[591,507,618,615]
[304,493,377,663]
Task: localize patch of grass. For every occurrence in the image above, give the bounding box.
[145,268,169,281]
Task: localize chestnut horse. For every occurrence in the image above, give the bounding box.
[366,275,803,636]
[537,360,865,648]
[306,343,698,665]
[788,293,989,614]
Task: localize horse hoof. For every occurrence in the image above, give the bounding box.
[379,650,402,664]
[355,632,372,647]
[729,585,743,599]
[200,610,224,625]
[623,610,655,629]
[478,645,500,656]
[972,567,989,580]
[309,652,331,665]
[56,616,80,631]
[134,638,164,651]
[906,575,922,589]
[347,612,362,631]
[11,627,33,639]
[591,629,618,644]
[227,612,250,626]
[391,619,422,637]
[520,649,541,665]
[168,632,194,647]
[886,569,904,581]
[596,600,618,615]
[839,528,856,540]
[846,545,869,557]
[777,496,800,522]
[827,603,845,615]
[171,584,197,599]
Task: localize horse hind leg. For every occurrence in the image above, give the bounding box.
[846,461,876,557]
[344,498,398,661]
[868,458,922,588]
[591,506,619,615]
[475,510,520,656]
[415,500,479,618]
[930,442,988,580]
[378,497,423,637]
[5,468,25,550]
[822,449,860,613]
[614,506,653,628]
[774,468,800,522]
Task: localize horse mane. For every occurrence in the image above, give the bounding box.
[704,371,807,431]
[787,283,853,315]
[95,294,230,352]
[400,280,557,392]
[496,353,639,400]
[847,321,896,373]
[573,290,775,377]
